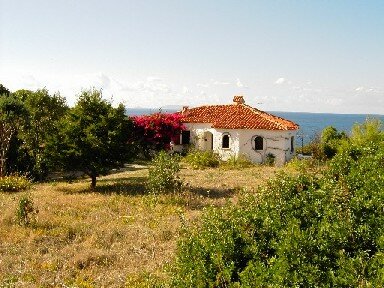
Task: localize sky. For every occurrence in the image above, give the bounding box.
[0,0,383,114]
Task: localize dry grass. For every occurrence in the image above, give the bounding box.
[0,163,279,287]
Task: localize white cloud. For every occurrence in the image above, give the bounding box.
[196,83,209,88]
[182,86,189,94]
[146,76,163,82]
[213,80,230,85]
[236,78,248,88]
[325,98,343,106]
[274,77,286,85]
[355,86,364,91]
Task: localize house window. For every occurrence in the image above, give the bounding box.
[254,136,264,150]
[181,130,190,145]
[290,136,294,153]
[222,133,230,149]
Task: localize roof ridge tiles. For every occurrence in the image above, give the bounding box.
[180,98,299,131]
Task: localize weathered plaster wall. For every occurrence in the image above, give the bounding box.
[238,129,297,165]
[182,123,297,165]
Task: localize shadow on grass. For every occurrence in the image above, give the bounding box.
[59,174,237,206]
[47,162,148,183]
[164,186,237,210]
[88,176,148,195]
[185,186,236,199]
[58,176,148,195]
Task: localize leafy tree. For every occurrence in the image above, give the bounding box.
[0,89,26,176]
[47,88,133,189]
[12,89,68,179]
[320,126,348,159]
[133,113,185,156]
[350,118,383,146]
[0,84,10,96]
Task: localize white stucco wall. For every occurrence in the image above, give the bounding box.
[237,129,297,166]
[182,123,297,165]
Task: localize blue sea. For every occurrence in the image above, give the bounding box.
[126,108,384,145]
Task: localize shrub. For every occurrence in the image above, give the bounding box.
[133,113,185,155]
[221,154,254,169]
[171,133,384,287]
[265,152,275,166]
[146,151,182,194]
[184,149,220,169]
[17,194,38,226]
[0,175,31,192]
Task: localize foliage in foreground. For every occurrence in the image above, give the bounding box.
[220,154,254,169]
[172,127,384,287]
[0,175,31,192]
[147,151,182,194]
[184,150,220,169]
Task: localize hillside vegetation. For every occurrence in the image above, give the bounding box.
[171,120,384,287]
[1,83,383,287]
[0,163,277,287]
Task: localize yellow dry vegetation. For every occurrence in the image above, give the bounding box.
[0,163,278,287]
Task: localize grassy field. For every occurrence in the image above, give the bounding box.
[0,163,279,287]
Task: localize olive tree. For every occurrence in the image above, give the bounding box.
[47,88,133,189]
[13,89,68,179]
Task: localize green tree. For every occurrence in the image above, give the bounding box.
[320,126,348,159]
[0,84,10,96]
[350,118,383,146]
[0,89,26,176]
[47,88,133,189]
[13,89,68,179]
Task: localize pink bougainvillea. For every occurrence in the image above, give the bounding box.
[132,113,185,151]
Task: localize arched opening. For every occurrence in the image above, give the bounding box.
[254,136,264,150]
[222,134,230,149]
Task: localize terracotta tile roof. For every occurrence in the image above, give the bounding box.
[180,96,299,131]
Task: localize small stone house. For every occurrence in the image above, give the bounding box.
[173,96,299,165]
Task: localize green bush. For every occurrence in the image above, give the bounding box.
[265,152,275,166]
[184,149,220,169]
[171,132,384,286]
[17,194,38,226]
[146,151,182,194]
[0,175,31,192]
[221,154,254,169]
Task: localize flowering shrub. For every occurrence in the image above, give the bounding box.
[133,113,185,156]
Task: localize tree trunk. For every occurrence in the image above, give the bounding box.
[90,174,97,190]
[0,122,14,177]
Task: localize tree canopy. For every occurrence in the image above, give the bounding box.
[47,88,133,189]
[12,89,68,179]
[0,89,26,176]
